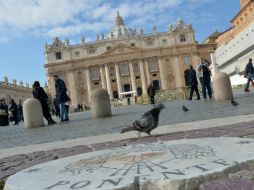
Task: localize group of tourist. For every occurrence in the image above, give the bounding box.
[146,57,213,105]
[31,74,70,126]
[0,98,23,127]
[188,58,213,101]
[187,58,254,100]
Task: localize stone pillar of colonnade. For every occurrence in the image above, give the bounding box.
[85,68,92,103]
[104,64,113,99]
[144,59,151,86]
[129,62,136,95]
[67,71,78,108]
[115,63,122,98]
[99,65,107,90]
[139,59,147,94]
[158,57,167,90]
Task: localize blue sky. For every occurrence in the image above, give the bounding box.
[0,0,239,87]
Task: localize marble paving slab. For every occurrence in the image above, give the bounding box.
[4,137,254,190]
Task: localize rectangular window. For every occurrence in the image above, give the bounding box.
[131,43,135,47]
[162,39,167,45]
[55,52,62,60]
[120,63,129,76]
[180,34,186,42]
[183,56,190,65]
[89,49,95,54]
[149,62,159,72]
[74,51,80,58]
[146,40,153,46]
[90,67,100,80]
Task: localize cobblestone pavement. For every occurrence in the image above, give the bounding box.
[1,92,254,149]
[0,93,254,149]
[2,121,254,189]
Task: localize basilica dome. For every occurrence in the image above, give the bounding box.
[107,12,137,39]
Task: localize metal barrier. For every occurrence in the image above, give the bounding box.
[137,87,191,104]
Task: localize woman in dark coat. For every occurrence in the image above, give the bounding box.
[32,81,56,125]
[147,83,156,104]
[9,99,19,125]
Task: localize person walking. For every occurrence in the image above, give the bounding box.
[188,65,200,100]
[32,81,56,125]
[199,58,212,100]
[17,100,23,122]
[53,75,69,122]
[9,99,19,125]
[0,97,9,127]
[244,58,254,92]
[53,97,60,117]
[147,82,156,104]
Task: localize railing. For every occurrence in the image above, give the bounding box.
[137,87,191,104]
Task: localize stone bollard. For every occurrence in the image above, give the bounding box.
[213,72,233,101]
[23,98,44,128]
[91,89,112,118]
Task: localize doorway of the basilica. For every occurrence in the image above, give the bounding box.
[137,87,142,96]
[184,69,190,87]
[113,91,119,99]
[123,84,131,97]
[152,80,160,91]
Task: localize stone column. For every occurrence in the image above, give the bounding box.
[105,64,113,99]
[67,71,78,107]
[85,68,92,103]
[23,98,43,128]
[129,62,136,94]
[144,59,151,85]
[139,59,147,94]
[158,57,166,90]
[115,63,122,98]
[91,89,112,118]
[173,56,182,88]
[213,72,233,101]
[99,65,107,90]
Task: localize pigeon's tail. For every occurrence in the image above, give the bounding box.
[121,125,135,134]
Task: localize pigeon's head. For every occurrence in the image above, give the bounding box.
[157,103,165,110]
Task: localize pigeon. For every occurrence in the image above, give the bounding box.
[121,104,165,137]
[231,99,239,107]
[182,105,189,112]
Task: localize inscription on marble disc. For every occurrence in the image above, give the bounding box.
[4,137,254,190]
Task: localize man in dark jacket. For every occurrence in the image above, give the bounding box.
[244,58,254,92]
[188,65,200,100]
[199,58,212,100]
[0,97,9,126]
[147,82,156,104]
[54,75,69,122]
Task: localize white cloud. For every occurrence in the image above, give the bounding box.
[0,0,216,43]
